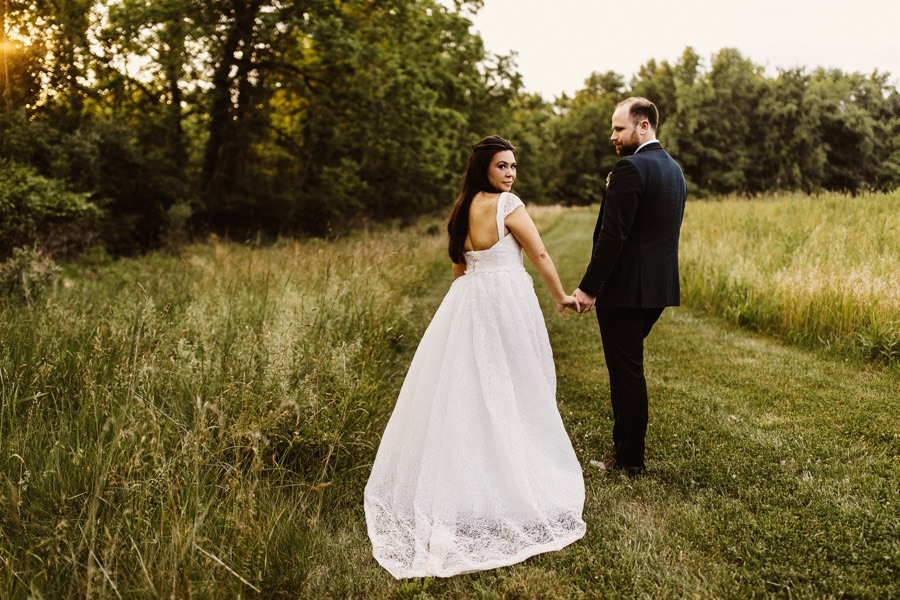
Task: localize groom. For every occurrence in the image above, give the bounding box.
[573,97,687,476]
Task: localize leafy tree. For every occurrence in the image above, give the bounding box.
[261,0,518,233]
[547,71,623,205]
[2,0,96,125]
[753,68,826,191]
[675,48,765,195]
[505,92,558,205]
[807,69,899,192]
[0,11,43,111]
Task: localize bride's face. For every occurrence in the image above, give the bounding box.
[487,150,516,192]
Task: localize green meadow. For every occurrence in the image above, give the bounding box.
[680,191,898,364]
[1,194,897,597]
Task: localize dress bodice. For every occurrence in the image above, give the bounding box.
[463,192,526,275]
[464,234,524,274]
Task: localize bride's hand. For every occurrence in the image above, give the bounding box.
[556,295,580,317]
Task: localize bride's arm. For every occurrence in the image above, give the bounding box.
[452,261,466,280]
[505,207,579,315]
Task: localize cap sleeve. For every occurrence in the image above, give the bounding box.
[496,192,525,238]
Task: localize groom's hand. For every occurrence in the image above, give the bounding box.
[572,288,596,313]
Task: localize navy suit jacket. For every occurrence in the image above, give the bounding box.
[579,141,687,308]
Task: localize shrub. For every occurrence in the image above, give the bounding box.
[0,245,61,305]
[0,160,102,258]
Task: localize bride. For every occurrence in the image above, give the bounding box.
[364,135,586,579]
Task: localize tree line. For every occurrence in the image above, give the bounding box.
[1,0,897,258]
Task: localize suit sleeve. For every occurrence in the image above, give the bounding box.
[579,160,643,295]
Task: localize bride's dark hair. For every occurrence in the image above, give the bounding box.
[448,135,516,264]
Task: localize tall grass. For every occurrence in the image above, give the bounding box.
[680,191,899,364]
[0,227,449,595]
[0,206,568,596]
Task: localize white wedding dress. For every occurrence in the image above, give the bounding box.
[364,193,585,579]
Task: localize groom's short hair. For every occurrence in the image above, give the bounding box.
[618,97,659,132]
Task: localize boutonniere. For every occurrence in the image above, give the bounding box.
[605,171,612,188]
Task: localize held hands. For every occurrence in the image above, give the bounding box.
[554,288,596,317]
[571,288,596,314]
[556,295,581,317]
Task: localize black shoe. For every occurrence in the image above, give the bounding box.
[589,457,644,477]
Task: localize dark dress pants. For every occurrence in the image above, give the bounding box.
[596,307,664,469]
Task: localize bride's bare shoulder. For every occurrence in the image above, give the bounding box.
[469,193,502,222]
[472,191,501,204]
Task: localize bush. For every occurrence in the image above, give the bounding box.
[162,201,195,251]
[0,160,102,258]
[0,245,61,305]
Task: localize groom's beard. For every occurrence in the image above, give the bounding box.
[615,134,640,156]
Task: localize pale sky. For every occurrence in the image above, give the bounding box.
[463,0,900,99]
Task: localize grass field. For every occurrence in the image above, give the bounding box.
[680,191,899,365]
[1,196,897,597]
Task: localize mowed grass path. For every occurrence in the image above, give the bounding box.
[351,208,899,598]
[540,211,898,598]
[2,205,897,597]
